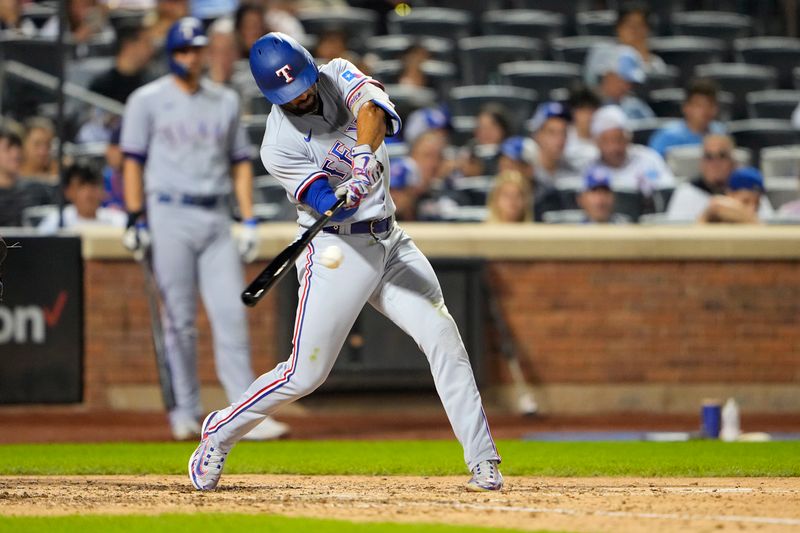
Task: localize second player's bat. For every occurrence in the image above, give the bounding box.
[141,249,176,411]
[242,198,347,307]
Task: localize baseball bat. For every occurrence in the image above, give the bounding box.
[484,270,539,416]
[242,197,347,307]
[140,249,176,411]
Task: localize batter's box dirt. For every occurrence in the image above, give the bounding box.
[1,476,799,532]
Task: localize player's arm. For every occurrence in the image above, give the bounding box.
[356,101,387,153]
[123,158,145,215]
[232,160,254,221]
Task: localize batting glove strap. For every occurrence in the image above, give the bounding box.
[335,177,371,208]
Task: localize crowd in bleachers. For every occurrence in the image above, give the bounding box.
[2,0,800,230]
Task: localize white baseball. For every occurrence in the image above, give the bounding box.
[319,245,344,269]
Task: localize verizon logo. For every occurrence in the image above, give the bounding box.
[0,291,68,344]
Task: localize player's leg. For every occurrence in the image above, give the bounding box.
[196,213,289,440]
[148,202,202,435]
[196,213,254,400]
[368,228,501,472]
[203,233,383,451]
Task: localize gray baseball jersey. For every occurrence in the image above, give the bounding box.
[203,59,501,472]
[261,58,399,227]
[121,75,252,196]
[121,75,256,429]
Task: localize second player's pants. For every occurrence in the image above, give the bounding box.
[149,198,255,424]
[205,224,500,470]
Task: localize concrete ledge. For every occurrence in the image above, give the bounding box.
[77,223,800,260]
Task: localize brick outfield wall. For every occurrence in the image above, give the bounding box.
[83,260,800,409]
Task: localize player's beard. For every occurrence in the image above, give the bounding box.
[282,86,320,116]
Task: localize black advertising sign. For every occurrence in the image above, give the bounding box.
[0,235,83,403]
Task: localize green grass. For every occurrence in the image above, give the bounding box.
[2,440,799,477]
[0,514,548,533]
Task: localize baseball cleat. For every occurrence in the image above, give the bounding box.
[466,460,504,492]
[188,411,228,491]
[241,416,290,441]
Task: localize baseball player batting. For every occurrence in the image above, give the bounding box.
[189,32,503,492]
[120,18,287,442]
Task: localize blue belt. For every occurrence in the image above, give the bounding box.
[323,216,394,236]
[157,193,224,208]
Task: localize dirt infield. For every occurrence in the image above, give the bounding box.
[2,475,799,532]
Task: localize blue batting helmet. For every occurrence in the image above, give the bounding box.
[165,17,208,78]
[249,32,318,105]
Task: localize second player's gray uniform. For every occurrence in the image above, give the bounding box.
[204,60,500,470]
[121,76,255,427]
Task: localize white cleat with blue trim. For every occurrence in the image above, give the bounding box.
[466,460,504,492]
[188,411,228,491]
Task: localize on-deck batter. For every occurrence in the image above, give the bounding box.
[121,17,287,442]
[189,32,503,492]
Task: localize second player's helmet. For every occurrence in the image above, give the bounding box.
[249,32,319,105]
[165,17,208,78]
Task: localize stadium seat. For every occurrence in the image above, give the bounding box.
[647,88,735,122]
[65,57,115,89]
[450,115,477,146]
[728,120,800,167]
[670,11,751,41]
[108,10,146,33]
[550,36,615,65]
[498,61,581,98]
[575,10,617,37]
[629,117,671,146]
[449,85,537,132]
[381,84,437,122]
[794,67,800,90]
[764,176,799,210]
[242,115,268,147]
[365,35,454,62]
[512,0,592,16]
[296,8,378,51]
[542,209,586,224]
[635,65,680,99]
[21,205,58,227]
[370,60,458,96]
[638,213,689,225]
[648,37,727,85]
[20,1,55,29]
[451,175,494,206]
[734,37,800,89]
[746,90,800,120]
[694,63,778,120]
[458,36,544,85]
[386,8,473,42]
[760,145,800,178]
[482,10,566,41]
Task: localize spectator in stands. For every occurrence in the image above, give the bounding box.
[190,0,237,24]
[565,85,601,172]
[206,16,244,91]
[234,2,266,59]
[614,2,667,76]
[698,167,766,224]
[38,164,126,233]
[147,0,189,45]
[89,22,155,104]
[390,130,449,221]
[397,43,431,88]
[593,45,655,120]
[649,79,725,158]
[666,134,773,221]
[263,0,305,40]
[40,0,116,45]
[0,130,23,226]
[497,136,562,221]
[474,104,510,147]
[0,0,37,36]
[590,105,674,197]
[19,118,58,185]
[528,102,582,186]
[102,125,125,209]
[577,167,628,224]
[486,171,533,223]
[315,28,359,65]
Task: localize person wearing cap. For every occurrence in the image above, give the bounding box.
[565,86,601,172]
[403,107,450,146]
[649,79,726,158]
[120,17,288,442]
[590,105,674,199]
[498,135,563,220]
[699,167,767,224]
[528,102,583,186]
[486,171,533,223]
[592,45,654,120]
[577,167,629,224]
[666,135,774,221]
[389,130,451,221]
